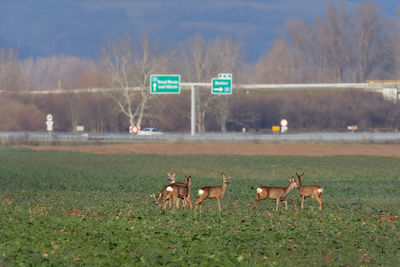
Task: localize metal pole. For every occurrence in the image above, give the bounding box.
[191,84,196,136]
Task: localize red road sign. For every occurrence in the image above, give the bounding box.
[46,114,53,121]
[130,125,140,134]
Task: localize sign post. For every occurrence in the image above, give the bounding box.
[280,119,288,133]
[191,84,196,136]
[150,75,180,94]
[46,114,53,140]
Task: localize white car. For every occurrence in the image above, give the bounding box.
[138,128,162,136]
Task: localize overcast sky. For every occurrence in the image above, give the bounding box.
[0,0,398,62]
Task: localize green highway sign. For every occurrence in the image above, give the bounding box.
[212,78,232,94]
[218,73,232,79]
[150,75,180,94]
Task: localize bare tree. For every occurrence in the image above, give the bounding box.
[180,35,245,132]
[391,7,400,78]
[101,34,168,128]
[180,35,212,132]
[255,2,394,84]
[349,2,393,82]
[208,37,245,132]
[20,55,96,91]
[254,40,296,83]
[0,48,26,91]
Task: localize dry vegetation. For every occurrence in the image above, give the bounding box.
[1,2,400,133]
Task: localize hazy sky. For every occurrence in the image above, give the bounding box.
[0,0,398,62]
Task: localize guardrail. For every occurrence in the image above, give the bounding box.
[1,131,400,143]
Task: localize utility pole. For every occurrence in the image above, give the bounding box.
[191,84,196,135]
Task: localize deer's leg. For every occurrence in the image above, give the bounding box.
[195,198,204,211]
[171,194,178,213]
[301,195,305,209]
[168,198,172,209]
[316,196,323,210]
[253,194,262,210]
[275,198,280,211]
[187,196,193,209]
[162,194,169,210]
[217,198,222,211]
[284,200,288,210]
[253,198,259,210]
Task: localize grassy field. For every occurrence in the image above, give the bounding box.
[0,145,399,266]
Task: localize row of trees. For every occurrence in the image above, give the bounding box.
[3,90,400,132]
[1,2,400,133]
[255,2,400,83]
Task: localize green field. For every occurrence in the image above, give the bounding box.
[0,146,399,266]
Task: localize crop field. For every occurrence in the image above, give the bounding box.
[0,145,399,266]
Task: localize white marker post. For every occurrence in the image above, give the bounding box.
[280,119,288,133]
[46,114,53,140]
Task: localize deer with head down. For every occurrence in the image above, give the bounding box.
[295,172,323,210]
[253,177,298,211]
[154,171,187,208]
[152,175,192,212]
[151,171,178,208]
[194,173,230,212]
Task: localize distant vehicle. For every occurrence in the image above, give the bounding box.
[138,128,163,136]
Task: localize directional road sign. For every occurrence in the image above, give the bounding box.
[218,73,232,79]
[212,78,232,94]
[150,75,180,94]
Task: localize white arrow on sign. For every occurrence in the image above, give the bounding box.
[152,83,157,91]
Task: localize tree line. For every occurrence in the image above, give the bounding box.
[1,2,400,133]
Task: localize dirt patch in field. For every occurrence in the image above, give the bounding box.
[21,143,400,158]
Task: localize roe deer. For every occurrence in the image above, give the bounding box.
[166,171,182,208]
[253,177,298,211]
[151,171,179,208]
[295,173,323,210]
[162,176,192,212]
[194,173,230,212]
[152,176,192,212]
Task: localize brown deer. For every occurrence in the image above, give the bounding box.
[194,173,230,212]
[295,173,323,210]
[253,177,298,211]
[151,171,178,209]
[152,176,192,212]
[163,176,192,212]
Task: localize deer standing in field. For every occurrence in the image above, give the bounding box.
[151,171,178,208]
[194,173,230,212]
[253,177,298,211]
[295,172,323,210]
[152,171,186,208]
[162,176,192,212]
[152,175,192,212]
